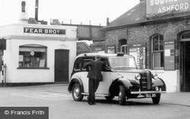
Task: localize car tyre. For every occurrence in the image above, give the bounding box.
[118,85,126,105]
[105,95,114,102]
[152,93,161,104]
[72,83,83,101]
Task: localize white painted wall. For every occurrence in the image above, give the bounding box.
[152,70,180,92]
[0,23,77,83]
[0,23,77,39]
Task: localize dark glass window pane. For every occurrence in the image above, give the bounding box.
[121,45,127,54]
[160,40,163,50]
[181,31,190,39]
[159,35,164,50]
[153,37,158,51]
[161,52,164,67]
[151,34,164,69]
[74,58,83,71]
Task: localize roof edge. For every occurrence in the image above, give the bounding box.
[103,14,190,31]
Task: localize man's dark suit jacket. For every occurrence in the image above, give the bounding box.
[86,59,104,81]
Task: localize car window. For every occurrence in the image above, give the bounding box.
[100,57,111,71]
[81,57,94,71]
[73,56,110,72]
[73,58,83,72]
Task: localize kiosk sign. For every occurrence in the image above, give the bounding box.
[146,0,190,18]
[24,27,66,35]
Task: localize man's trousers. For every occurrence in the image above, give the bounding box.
[88,78,99,104]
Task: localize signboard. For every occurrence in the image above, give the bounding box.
[164,41,175,70]
[146,0,190,18]
[24,27,66,35]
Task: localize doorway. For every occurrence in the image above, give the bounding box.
[55,49,69,83]
[180,41,190,91]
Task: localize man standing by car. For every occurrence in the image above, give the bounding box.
[86,56,105,105]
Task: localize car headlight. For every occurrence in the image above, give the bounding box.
[135,74,141,80]
[153,73,159,79]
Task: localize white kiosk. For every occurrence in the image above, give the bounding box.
[0,23,77,84]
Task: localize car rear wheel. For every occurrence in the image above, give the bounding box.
[152,93,161,104]
[118,85,126,105]
[72,83,83,101]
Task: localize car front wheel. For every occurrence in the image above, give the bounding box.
[118,85,126,105]
[152,93,161,104]
[72,83,83,101]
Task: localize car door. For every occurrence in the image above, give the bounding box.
[96,58,112,95]
[96,72,112,94]
[80,57,95,93]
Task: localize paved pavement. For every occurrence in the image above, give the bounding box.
[1,83,190,107]
[162,92,190,107]
[0,84,190,119]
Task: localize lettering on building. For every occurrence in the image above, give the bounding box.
[23,27,66,35]
[146,0,190,17]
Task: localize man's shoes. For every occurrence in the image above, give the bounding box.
[88,101,95,105]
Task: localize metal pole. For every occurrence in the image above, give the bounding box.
[35,0,39,21]
[4,64,6,87]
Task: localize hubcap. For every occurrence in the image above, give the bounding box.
[74,87,80,97]
[118,92,122,100]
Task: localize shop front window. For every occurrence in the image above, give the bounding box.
[151,34,164,69]
[19,44,47,69]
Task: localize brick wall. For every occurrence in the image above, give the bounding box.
[105,19,190,69]
[106,20,190,45]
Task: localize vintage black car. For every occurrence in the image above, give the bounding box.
[68,53,166,105]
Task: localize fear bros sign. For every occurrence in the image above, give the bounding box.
[24,27,66,35]
[146,0,190,18]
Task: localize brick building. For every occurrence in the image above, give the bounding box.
[104,0,190,92]
[56,23,104,55]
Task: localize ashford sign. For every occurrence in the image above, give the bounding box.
[24,27,66,35]
[146,0,190,17]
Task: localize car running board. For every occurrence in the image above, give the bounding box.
[81,93,109,97]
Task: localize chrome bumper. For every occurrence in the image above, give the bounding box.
[131,90,166,95]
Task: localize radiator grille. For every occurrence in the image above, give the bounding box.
[140,71,152,91]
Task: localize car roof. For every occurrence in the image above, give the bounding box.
[75,53,134,59]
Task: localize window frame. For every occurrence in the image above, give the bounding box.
[73,56,95,72]
[72,56,110,73]
[18,44,48,69]
[150,34,164,70]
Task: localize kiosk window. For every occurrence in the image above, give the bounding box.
[19,44,47,68]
